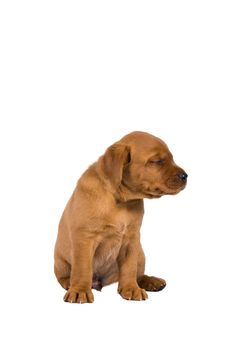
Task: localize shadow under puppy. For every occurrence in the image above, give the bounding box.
[54,131,187,303]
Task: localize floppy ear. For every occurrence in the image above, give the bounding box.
[101,143,131,188]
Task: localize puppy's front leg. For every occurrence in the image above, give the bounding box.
[64,237,95,304]
[117,236,148,301]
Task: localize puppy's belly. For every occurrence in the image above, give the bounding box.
[93,236,122,277]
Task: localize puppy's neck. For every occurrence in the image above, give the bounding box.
[116,182,145,202]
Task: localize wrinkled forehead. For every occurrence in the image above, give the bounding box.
[121,133,172,160]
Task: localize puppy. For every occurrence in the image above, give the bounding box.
[54,131,187,303]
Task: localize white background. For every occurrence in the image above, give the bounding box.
[0,1,233,349]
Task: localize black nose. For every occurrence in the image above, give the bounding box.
[178,172,188,181]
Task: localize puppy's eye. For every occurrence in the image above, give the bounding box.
[149,159,165,165]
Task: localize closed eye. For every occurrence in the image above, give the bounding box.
[149,159,165,165]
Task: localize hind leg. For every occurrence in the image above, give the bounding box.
[138,275,166,291]
[137,246,166,292]
[54,257,71,290]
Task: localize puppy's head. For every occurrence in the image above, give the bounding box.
[101,131,187,200]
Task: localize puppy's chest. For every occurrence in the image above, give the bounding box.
[93,200,143,241]
[104,209,136,236]
[93,207,143,271]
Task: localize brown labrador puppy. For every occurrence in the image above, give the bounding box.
[54,131,187,303]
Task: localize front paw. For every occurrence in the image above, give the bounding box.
[118,285,148,301]
[64,287,94,304]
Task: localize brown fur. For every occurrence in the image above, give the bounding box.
[54,131,187,303]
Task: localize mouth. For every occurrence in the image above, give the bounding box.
[144,188,165,198]
[146,183,186,198]
[164,184,186,195]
